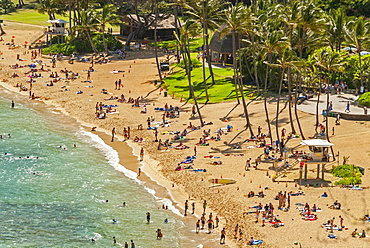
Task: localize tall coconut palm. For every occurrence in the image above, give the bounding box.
[153,0,163,82]
[260,29,289,144]
[174,20,204,126]
[96,4,120,55]
[313,48,345,160]
[323,8,350,52]
[220,3,255,136]
[345,16,370,89]
[186,0,224,88]
[267,48,298,154]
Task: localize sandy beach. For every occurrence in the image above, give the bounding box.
[2,23,370,247]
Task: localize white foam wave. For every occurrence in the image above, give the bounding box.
[76,129,183,217]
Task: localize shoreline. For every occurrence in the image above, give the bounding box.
[0,82,229,247]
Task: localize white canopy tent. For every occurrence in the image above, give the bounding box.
[300,139,334,148]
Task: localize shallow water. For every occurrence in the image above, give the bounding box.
[0,90,185,247]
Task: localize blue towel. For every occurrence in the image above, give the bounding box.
[328,234,336,239]
[250,240,263,245]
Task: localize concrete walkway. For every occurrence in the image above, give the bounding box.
[296,93,368,116]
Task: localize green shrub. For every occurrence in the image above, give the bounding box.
[332,164,362,178]
[42,44,76,56]
[41,33,123,55]
[334,176,362,186]
[92,33,123,52]
[332,164,363,185]
[358,92,370,107]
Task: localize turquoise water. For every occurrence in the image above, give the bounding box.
[0,90,184,247]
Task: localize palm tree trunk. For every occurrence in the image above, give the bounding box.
[202,28,209,103]
[315,80,321,133]
[325,89,336,161]
[276,68,285,153]
[251,33,260,94]
[102,30,108,54]
[234,31,253,136]
[86,31,98,54]
[184,43,204,127]
[264,53,273,144]
[287,67,296,134]
[154,0,163,82]
[0,24,5,35]
[294,81,306,140]
[359,51,363,88]
[173,6,180,63]
[204,0,215,87]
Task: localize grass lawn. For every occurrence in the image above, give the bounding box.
[0,8,120,32]
[1,9,66,26]
[163,66,255,104]
[150,37,203,52]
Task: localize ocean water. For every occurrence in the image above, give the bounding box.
[0,90,185,247]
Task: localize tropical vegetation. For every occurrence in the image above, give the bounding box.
[332,164,363,185]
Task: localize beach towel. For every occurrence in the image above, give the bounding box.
[328,234,336,239]
[250,240,263,245]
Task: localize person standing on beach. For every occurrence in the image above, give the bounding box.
[184,200,189,216]
[339,215,344,228]
[130,240,135,248]
[207,218,214,233]
[203,200,207,214]
[146,212,151,223]
[201,214,206,229]
[191,202,195,214]
[220,227,226,244]
[11,100,14,108]
[147,117,151,128]
[111,127,116,142]
[124,241,129,248]
[138,168,141,176]
[113,236,117,244]
[196,219,200,233]
[140,148,144,161]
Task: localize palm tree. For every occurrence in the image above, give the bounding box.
[260,29,289,144]
[174,20,204,126]
[96,4,120,55]
[74,9,99,54]
[313,48,345,159]
[186,0,224,88]
[323,8,350,52]
[36,0,64,20]
[220,3,255,136]
[267,48,297,154]
[345,16,370,89]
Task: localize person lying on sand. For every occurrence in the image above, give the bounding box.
[329,200,341,209]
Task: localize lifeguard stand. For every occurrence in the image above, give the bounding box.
[272,139,336,183]
[45,19,68,45]
[298,139,334,181]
